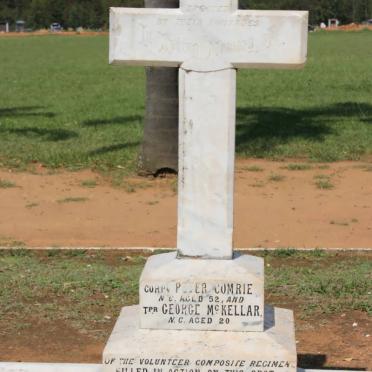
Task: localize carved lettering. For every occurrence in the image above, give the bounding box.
[141,280,262,330]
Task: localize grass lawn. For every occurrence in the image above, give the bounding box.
[0,31,371,173]
[1,249,370,368]
[0,249,370,339]
[0,250,371,369]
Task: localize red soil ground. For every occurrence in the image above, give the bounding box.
[0,159,371,250]
[0,160,371,369]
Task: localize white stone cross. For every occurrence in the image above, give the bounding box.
[110,0,308,259]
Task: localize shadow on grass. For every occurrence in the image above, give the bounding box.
[0,106,56,118]
[236,102,372,154]
[0,127,78,141]
[88,141,140,155]
[0,106,75,142]
[81,115,143,127]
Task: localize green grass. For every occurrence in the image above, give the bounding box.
[243,165,264,172]
[0,250,370,338]
[237,30,372,162]
[0,250,144,336]
[0,36,143,172]
[314,174,334,189]
[0,179,16,188]
[264,254,372,315]
[318,164,330,170]
[0,237,26,247]
[283,163,313,171]
[249,180,265,187]
[25,202,39,208]
[81,179,98,188]
[268,173,286,182]
[57,196,89,203]
[266,248,298,257]
[0,31,371,173]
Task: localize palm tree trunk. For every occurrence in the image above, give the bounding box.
[139,0,179,175]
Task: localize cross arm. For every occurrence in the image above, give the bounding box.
[109,8,184,67]
[110,7,308,71]
[231,10,308,70]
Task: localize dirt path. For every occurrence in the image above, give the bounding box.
[0,159,371,249]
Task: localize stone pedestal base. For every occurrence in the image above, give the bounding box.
[140,253,264,332]
[103,305,297,372]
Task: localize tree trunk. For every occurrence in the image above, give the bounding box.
[139,0,179,176]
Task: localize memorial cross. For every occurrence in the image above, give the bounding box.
[110,0,308,259]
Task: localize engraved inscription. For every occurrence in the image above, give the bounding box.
[156,38,257,59]
[212,16,259,27]
[173,16,260,28]
[183,5,231,13]
[141,281,263,330]
[107,357,293,372]
[112,5,308,70]
[131,14,265,63]
[137,30,259,60]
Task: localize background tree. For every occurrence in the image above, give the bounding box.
[1,0,371,29]
[138,0,179,175]
[27,0,50,28]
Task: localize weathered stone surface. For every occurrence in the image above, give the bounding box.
[140,252,264,331]
[103,305,297,372]
[110,2,308,71]
[0,364,365,372]
[177,69,236,259]
[110,1,308,259]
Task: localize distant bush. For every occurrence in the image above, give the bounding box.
[0,0,371,30]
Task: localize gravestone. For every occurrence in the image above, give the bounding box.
[104,1,308,372]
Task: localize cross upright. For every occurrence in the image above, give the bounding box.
[110,0,308,260]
